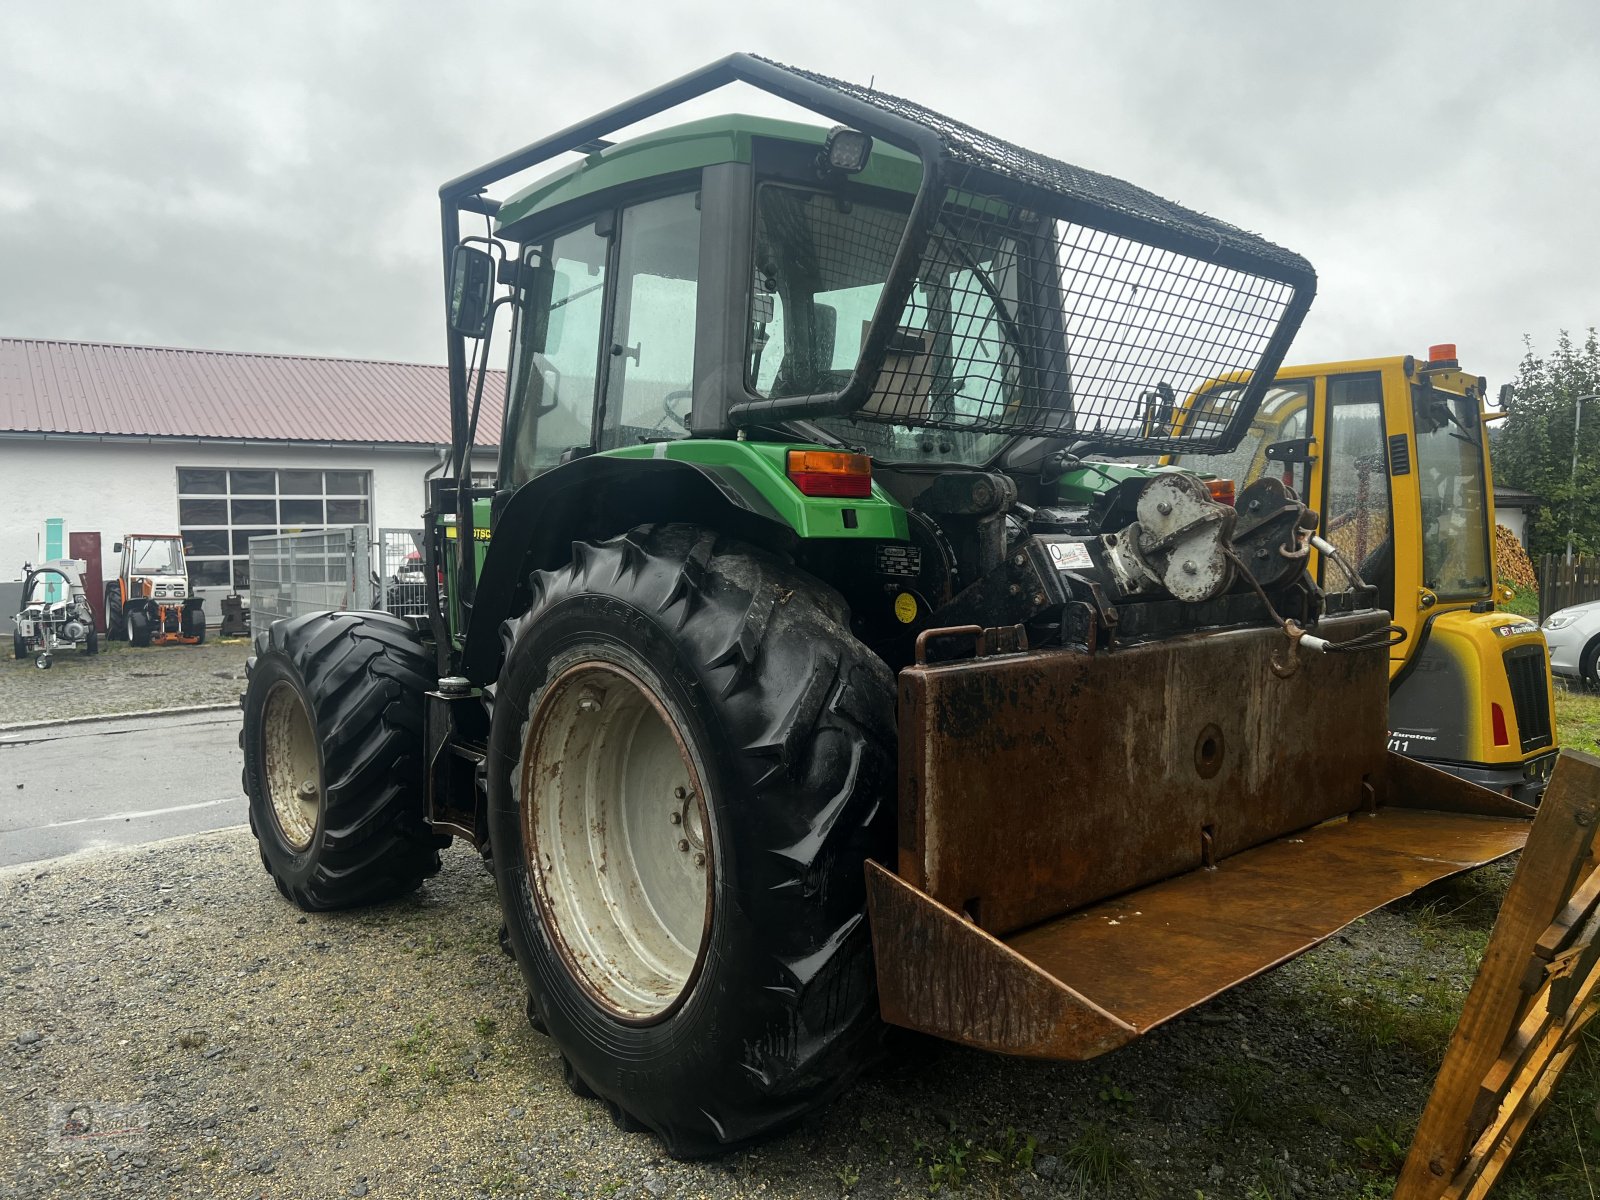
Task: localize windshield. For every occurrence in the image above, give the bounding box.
[131,538,184,575]
[1166,381,1312,492]
[750,184,1023,466]
[1412,384,1490,600]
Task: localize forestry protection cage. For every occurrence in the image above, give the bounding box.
[440,54,1317,464]
[730,57,1317,454]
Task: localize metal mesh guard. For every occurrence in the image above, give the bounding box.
[756,58,1314,452]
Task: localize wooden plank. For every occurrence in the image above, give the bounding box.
[1534,861,1600,961]
[1395,750,1600,1199]
[1449,1040,1582,1200]
[1471,949,1600,1132]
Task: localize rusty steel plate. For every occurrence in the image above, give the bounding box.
[898,612,1391,936]
[868,805,1529,1059]
[1005,806,1529,1036]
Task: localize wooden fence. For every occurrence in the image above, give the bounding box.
[1536,555,1600,621]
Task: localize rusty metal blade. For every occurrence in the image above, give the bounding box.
[898,612,1391,936]
[869,808,1528,1058]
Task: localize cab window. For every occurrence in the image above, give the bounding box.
[503,221,609,489]
[1321,374,1394,611]
[600,192,700,449]
[1412,384,1490,600]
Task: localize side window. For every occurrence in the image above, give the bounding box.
[1321,374,1394,610]
[504,222,609,488]
[600,193,700,449]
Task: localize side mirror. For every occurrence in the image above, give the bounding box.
[448,244,496,338]
[1498,382,1515,409]
[112,541,123,554]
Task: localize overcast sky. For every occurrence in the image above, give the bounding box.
[3,1,1596,393]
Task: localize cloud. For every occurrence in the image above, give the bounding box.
[2,0,1596,393]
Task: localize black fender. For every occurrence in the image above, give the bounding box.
[459,455,788,685]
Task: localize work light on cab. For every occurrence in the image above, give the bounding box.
[786,449,872,497]
[820,126,873,174]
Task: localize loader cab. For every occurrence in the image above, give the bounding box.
[1167,351,1557,800]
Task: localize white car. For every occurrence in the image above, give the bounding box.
[1542,599,1600,686]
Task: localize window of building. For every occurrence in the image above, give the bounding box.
[177,467,371,591]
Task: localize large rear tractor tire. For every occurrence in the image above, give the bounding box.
[242,610,447,910]
[106,586,125,640]
[488,523,896,1158]
[128,609,152,647]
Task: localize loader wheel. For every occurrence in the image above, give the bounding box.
[183,606,207,645]
[128,609,152,647]
[12,632,24,660]
[106,586,125,640]
[85,627,99,655]
[488,523,896,1158]
[241,610,446,910]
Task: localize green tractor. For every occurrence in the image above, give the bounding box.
[241,56,1549,1159]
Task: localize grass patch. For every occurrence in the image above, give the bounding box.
[1059,1123,1141,1195]
[911,1124,1040,1194]
[1557,685,1600,756]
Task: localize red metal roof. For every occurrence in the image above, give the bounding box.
[0,338,503,446]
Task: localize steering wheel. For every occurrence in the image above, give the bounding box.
[658,389,693,433]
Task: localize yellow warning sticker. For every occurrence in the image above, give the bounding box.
[893,592,918,624]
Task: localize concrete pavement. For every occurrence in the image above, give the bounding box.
[0,708,244,868]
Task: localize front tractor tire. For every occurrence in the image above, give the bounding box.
[488,523,896,1158]
[128,608,152,647]
[241,610,446,910]
[106,585,126,639]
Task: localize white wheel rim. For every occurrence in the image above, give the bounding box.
[521,661,713,1021]
[262,681,321,852]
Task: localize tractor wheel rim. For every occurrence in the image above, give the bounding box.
[521,661,713,1022]
[262,681,321,852]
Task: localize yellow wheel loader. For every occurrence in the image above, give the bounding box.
[234,55,1597,1192]
[1168,348,1558,802]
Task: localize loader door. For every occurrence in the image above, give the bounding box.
[1316,372,1396,624]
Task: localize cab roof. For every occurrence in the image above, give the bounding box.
[494,113,922,236]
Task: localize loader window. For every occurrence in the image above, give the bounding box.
[504,222,609,488]
[1321,374,1394,611]
[1166,381,1312,494]
[1412,386,1491,600]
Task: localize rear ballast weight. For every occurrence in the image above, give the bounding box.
[237,53,1595,1177]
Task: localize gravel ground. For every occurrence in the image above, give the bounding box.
[0,640,251,726]
[4,832,1595,1200]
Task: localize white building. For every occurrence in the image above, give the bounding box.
[1,337,499,628]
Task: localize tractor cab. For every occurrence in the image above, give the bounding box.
[107,534,207,647]
[1167,349,1557,799]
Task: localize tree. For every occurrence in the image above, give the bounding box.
[1491,328,1600,558]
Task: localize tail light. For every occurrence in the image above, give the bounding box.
[786,450,872,498]
[1491,702,1510,747]
[1205,478,1235,506]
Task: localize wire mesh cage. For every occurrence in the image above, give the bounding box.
[748,57,1315,456]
